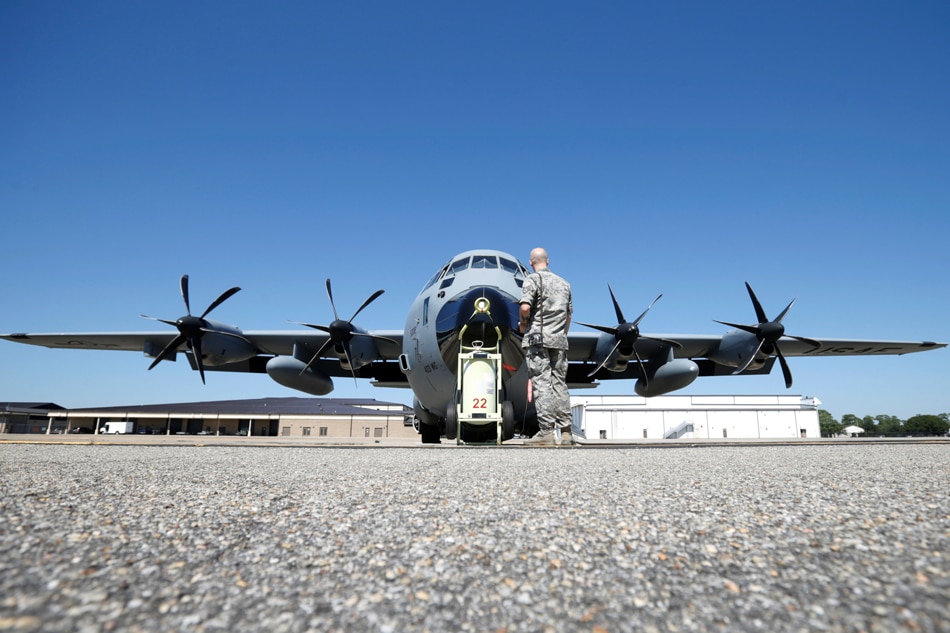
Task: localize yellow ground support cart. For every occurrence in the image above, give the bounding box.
[445,337,514,445]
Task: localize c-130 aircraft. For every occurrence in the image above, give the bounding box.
[3,249,945,443]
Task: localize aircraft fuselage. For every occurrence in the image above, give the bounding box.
[401,250,535,439]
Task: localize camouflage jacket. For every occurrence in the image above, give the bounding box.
[520,268,572,350]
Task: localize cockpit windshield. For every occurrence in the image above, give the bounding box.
[421,252,530,292]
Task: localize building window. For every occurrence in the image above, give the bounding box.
[282,427,290,436]
[319,427,328,436]
[302,427,311,436]
[374,427,383,437]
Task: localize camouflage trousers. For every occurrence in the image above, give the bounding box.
[526,346,571,432]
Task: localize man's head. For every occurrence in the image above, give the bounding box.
[529,247,549,271]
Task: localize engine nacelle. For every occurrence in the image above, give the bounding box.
[707,330,768,371]
[196,329,257,366]
[266,356,334,396]
[590,336,631,373]
[338,334,377,371]
[635,359,699,397]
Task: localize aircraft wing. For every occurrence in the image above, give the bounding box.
[0,330,406,379]
[566,330,945,384]
[566,331,945,360]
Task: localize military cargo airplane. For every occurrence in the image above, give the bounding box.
[2,249,945,443]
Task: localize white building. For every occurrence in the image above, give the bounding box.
[571,394,821,440]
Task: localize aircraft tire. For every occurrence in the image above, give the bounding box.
[444,408,458,443]
[420,422,441,444]
[501,401,515,440]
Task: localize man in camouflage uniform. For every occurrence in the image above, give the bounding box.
[519,247,573,445]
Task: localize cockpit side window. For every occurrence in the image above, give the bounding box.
[449,257,470,275]
[499,257,522,276]
[422,263,451,292]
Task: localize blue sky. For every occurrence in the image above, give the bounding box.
[2,1,948,420]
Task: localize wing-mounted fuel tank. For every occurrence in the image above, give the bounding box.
[635,359,700,397]
[266,353,334,396]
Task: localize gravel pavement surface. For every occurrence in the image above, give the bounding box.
[1,443,947,632]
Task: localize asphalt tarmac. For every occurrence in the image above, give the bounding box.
[1,440,947,632]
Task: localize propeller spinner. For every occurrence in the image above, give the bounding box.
[578,285,682,383]
[141,275,242,384]
[715,282,820,388]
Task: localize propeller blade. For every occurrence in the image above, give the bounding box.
[201,286,241,319]
[180,275,191,316]
[301,338,335,376]
[351,331,399,346]
[295,322,332,334]
[787,334,822,348]
[141,315,178,328]
[148,333,187,370]
[349,289,385,322]
[631,294,663,327]
[586,338,623,378]
[632,345,648,388]
[745,282,769,324]
[775,344,792,388]
[340,340,359,385]
[576,321,619,337]
[191,336,206,384]
[200,328,253,345]
[773,298,796,324]
[714,320,761,337]
[608,285,626,324]
[325,279,340,321]
[733,339,765,375]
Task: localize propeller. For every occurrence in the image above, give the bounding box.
[577,285,682,382]
[141,275,242,384]
[714,282,821,388]
[295,279,397,382]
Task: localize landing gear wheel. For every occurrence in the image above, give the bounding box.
[420,422,441,444]
[444,408,458,444]
[501,401,515,441]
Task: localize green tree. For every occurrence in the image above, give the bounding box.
[874,414,903,435]
[818,409,841,437]
[903,414,950,436]
[840,413,862,429]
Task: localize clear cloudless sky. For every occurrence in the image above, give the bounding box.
[1,1,948,421]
